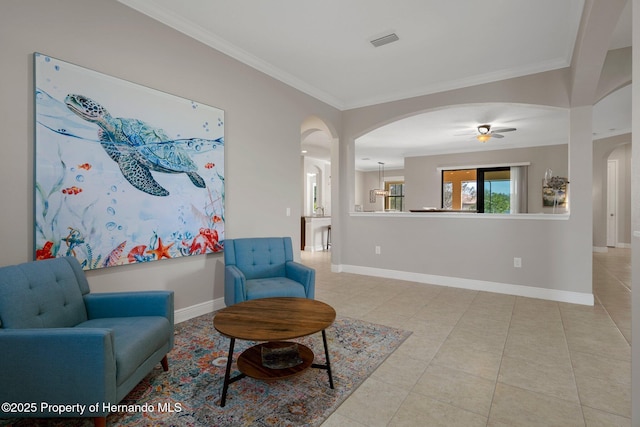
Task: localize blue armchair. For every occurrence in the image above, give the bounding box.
[0,257,174,427]
[224,237,315,306]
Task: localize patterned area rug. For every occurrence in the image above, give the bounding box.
[2,312,410,426]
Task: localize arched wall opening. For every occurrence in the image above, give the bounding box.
[337,81,594,304]
[300,116,339,255]
[353,102,570,214]
[593,136,632,250]
[592,83,632,251]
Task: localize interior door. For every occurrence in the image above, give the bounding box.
[607,159,618,247]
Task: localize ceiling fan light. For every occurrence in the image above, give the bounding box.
[477,134,491,143]
[477,124,491,135]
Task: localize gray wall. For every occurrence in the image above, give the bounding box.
[356,168,405,212]
[338,69,594,298]
[0,0,340,311]
[335,1,631,298]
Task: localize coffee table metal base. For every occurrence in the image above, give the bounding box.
[220,330,334,407]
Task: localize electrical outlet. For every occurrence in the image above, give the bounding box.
[286,207,291,217]
[514,257,522,268]
[375,246,381,255]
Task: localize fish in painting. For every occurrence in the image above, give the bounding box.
[62,186,82,195]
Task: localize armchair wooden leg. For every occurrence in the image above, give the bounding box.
[161,355,169,371]
[94,416,107,427]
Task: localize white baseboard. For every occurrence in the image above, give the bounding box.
[338,264,594,306]
[175,261,596,322]
[174,298,226,324]
[304,245,328,252]
[593,244,631,253]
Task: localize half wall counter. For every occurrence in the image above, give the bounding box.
[301,216,331,252]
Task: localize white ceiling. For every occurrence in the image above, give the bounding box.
[356,82,632,170]
[119,0,632,171]
[356,104,571,170]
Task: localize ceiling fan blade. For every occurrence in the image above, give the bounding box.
[491,127,516,133]
[491,133,505,138]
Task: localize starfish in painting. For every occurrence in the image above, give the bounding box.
[146,237,174,260]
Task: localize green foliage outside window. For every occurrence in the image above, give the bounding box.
[484,188,510,213]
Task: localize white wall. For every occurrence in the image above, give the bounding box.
[0,0,340,312]
[302,157,331,216]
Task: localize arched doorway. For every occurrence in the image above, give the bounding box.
[592,84,632,252]
[301,116,338,253]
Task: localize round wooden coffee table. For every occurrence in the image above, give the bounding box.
[214,297,336,406]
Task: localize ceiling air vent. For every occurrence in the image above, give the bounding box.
[370,33,399,48]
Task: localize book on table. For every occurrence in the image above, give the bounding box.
[261,343,303,369]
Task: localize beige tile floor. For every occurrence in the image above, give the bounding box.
[302,248,632,427]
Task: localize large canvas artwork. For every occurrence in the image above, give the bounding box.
[34,53,224,269]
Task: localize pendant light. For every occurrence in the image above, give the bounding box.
[370,162,389,202]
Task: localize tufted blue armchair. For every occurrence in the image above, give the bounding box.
[224,237,315,306]
[0,256,174,427]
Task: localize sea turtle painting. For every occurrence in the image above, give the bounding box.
[65,94,206,196]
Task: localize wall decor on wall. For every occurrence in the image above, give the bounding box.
[542,174,568,211]
[34,53,225,269]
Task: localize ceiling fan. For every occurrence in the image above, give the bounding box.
[475,124,516,142]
